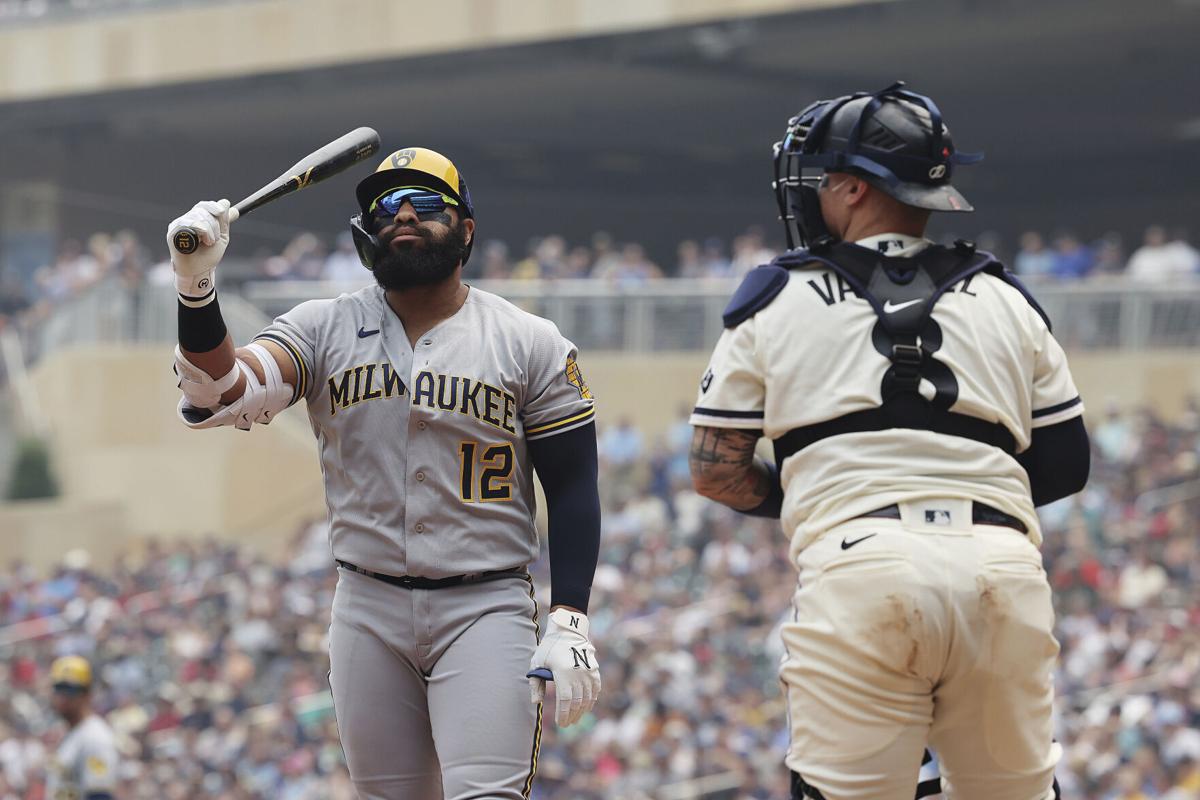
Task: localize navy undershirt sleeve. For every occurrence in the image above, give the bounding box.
[742,461,784,518]
[1017,416,1091,506]
[528,422,601,612]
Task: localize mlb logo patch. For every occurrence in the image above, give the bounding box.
[925,509,952,525]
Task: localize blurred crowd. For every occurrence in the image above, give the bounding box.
[0,230,149,334]
[1,401,1198,799]
[0,538,350,800]
[176,223,1200,285]
[3,222,1198,334]
[1043,399,1200,799]
[1010,226,1200,283]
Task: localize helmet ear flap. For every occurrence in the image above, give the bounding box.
[794,184,834,250]
[349,214,380,270]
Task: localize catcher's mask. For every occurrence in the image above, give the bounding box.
[350,147,475,270]
[772,81,983,250]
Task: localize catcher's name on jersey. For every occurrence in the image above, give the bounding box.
[327,362,518,434]
[255,285,594,578]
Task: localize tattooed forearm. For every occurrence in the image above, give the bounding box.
[690,426,758,466]
[689,426,772,510]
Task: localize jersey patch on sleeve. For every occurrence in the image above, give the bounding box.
[565,355,592,400]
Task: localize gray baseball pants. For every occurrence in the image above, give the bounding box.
[328,566,542,799]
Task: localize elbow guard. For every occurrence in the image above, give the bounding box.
[174,343,293,430]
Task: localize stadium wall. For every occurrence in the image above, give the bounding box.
[4,344,1198,569]
[0,0,861,102]
[1,497,131,573]
[5,345,327,564]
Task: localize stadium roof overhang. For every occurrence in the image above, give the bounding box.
[1,0,1196,261]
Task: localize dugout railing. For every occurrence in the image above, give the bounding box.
[240,277,1200,353]
[4,276,1200,378]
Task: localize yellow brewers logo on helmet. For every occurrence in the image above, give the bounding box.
[50,655,92,688]
[379,148,461,187]
[355,147,474,219]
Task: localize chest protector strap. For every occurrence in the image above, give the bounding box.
[765,240,1045,461]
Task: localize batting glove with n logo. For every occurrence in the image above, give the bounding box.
[527,608,601,727]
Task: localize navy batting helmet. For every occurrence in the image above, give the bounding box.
[773,81,983,249]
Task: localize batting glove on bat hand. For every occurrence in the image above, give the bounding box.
[527,608,601,727]
[166,199,239,299]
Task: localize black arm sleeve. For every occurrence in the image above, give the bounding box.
[177,295,228,353]
[528,421,601,612]
[742,460,784,519]
[1017,416,1091,506]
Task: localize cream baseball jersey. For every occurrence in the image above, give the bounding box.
[690,234,1082,555]
[257,285,595,578]
[46,715,118,800]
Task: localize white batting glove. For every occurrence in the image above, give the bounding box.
[166,199,239,300]
[527,608,601,727]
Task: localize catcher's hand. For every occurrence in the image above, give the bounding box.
[527,608,601,727]
[166,199,239,298]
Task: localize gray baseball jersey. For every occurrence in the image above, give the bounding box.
[46,715,118,800]
[255,284,595,578]
[254,283,593,798]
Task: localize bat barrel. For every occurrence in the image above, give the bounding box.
[169,127,380,256]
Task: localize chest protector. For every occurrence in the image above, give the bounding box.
[723,240,1050,461]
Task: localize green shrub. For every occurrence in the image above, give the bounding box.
[6,437,60,500]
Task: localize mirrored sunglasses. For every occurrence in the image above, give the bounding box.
[369,187,460,220]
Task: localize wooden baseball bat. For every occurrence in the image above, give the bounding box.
[171,126,381,254]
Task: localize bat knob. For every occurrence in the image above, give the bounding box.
[172,228,200,255]
[526,667,554,681]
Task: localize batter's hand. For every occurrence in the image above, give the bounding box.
[166,199,239,297]
[527,608,601,727]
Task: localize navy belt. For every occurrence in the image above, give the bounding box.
[859,502,1028,534]
[336,560,526,589]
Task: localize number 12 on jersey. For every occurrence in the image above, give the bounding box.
[458,442,515,502]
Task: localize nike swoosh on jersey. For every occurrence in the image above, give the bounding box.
[357,327,380,338]
[882,298,923,314]
[840,533,878,550]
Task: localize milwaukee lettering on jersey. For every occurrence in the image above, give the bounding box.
[328,365,517,433]
[328,363,407,416]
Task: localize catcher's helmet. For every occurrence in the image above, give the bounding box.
[773,81,983,249]
[350,147,475,270]
[50,655,93,691]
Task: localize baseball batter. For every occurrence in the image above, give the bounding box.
[689,83,1090,800]
[166,147,603,800]
[45,656,119,800]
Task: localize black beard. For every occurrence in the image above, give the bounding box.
[372,223,469,291]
